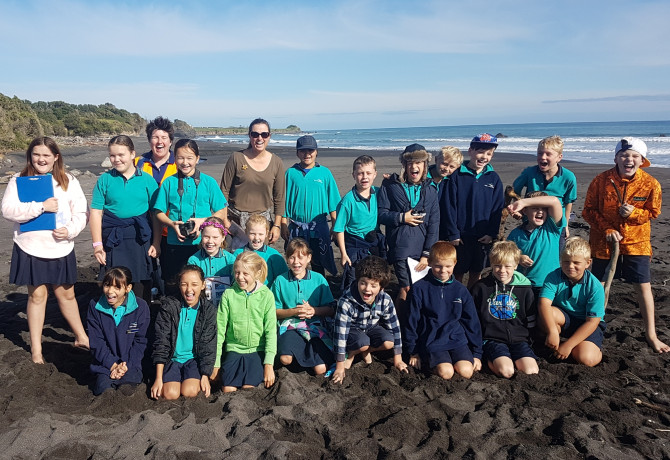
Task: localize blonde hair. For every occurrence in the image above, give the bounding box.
[437,146,464,166]
[234,251,268,284]
[489,241,521,266]
[245,213,270,234]
[561,236,591,261]
[538,135,564,155]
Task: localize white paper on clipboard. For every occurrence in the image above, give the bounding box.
[407,257,430,284]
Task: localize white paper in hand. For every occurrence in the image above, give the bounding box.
[407,257,430,284]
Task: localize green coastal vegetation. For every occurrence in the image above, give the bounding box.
[194,125,300,136]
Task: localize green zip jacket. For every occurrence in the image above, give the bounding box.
[215,283,277,367]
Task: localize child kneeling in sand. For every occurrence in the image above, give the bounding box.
[212,252,277,392]
[151,265,217,399]
[331,256,408,384]
[272,238,335,375]
[471,241,538,378]
[583,137,669,353]
[405,242,483,380]
[538,237,606,367]
[88,267,150,395]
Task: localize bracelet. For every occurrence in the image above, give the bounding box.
[272,224,280,229]
[92,241,103,248]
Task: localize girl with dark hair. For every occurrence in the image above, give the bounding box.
[87,266,150,395]
[151,264,217,400]
[219,118,286,249]
[1,137,89,363]
[154,139,229,290]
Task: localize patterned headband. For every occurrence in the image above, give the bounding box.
[199,221,229,235]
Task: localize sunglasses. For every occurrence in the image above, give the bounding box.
[250,131,270,139]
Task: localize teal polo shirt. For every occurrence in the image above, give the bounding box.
[187,248,236,278]
[508,216,563,288]
[333,186,379,238]
[153,172,228,246]
[173,303,199,363]
[513,165,577,208]
[540,268,605,320]
[233,244,289,286]
[91,168,159,218]
[271,270,334,321]
[284,164,341,222]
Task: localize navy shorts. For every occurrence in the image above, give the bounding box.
[278,329,334,368]
[162,358,201,383]
[221,351,264,388]
[483,340,537,363]
[455,237,491,275]
[426,345,473,368]
[560,310,606,348]
[591,255,651,284]
[346,325,393,352]
[93,367,143,396]
[393,259,412,288]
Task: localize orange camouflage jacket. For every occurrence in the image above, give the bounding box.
[583,167,661,259]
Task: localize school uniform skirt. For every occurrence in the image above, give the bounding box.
[10,244,77,286]
[221,351,265,388]
[278,329,334,368]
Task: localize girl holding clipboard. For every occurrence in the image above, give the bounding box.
[1,137,89,364]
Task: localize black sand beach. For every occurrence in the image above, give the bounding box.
[1,138,669,458]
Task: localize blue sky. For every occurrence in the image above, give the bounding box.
[1,0,669,130]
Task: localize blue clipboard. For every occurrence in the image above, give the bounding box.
[16,175,56,231]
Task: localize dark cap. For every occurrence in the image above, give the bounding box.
[296,135,318,150]
[470,133,498,149]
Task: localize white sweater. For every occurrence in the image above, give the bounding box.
[1,173,89,259]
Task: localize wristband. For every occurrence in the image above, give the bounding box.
[92,241,103,248]
[272,224,280,229]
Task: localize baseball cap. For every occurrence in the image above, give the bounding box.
[296,135,318,150]
[470,133,498,149]
[615,137,650,167]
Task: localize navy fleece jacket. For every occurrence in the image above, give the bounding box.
[405,274,483,359]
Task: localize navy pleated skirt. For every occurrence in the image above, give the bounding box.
[10,244,77,286]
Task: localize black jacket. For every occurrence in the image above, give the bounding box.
[377,174,439,261]
[152,296,217,376]
[470,272,536,345]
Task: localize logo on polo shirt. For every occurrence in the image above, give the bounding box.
[484,183,495,189]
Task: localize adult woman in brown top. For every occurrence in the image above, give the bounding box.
[220,118,285,246]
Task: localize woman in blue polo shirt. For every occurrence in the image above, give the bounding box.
[154,139,229,291]
[91,135,162,303]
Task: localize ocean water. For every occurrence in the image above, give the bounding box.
[198,120,670,167]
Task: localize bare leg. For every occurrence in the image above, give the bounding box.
[223,386,238,393]
[162,381,182,400]
[344,346,368,369]
[489,356,515,379]
[314,364,327,375]
[571,341,602,367]
[635,283,670,353]
[52,284,89,350]
[515,357,539,375]
[453,360,475,379]
[26,285,49,363]
[433,362,454,380]
[180,378,201,398]
[363,341,393,364]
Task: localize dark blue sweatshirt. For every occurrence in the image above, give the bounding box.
[378,174,439,262]
[440,162,504,241]
[87,291,150,376]
[405,274,483,359]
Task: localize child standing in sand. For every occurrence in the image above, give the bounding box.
[90,135,162,303]
[538,237,606,367]
[233,213,288,286]
[87,267,149,395]
[280,135,340,276]
[331,256,408,384]
[440,134,504,289]
[471,241,537,378]
[428,145,463,189]
[334,155,386,291]
[151,265,217,399]
[272,238,335,375]
[1,137,89,363]
[378,143,440,314]
[583,137,668,353]
[154,139,229,292]
[212,251,277,392]
[187,216,235,305]
[405,242,482,380]
[513,135,577,240]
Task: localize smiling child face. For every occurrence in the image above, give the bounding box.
[405,160,425,184]
[247,223,268,250]
[537,147,562,173]
[615,150,644,179]
[175,147,198,177]
[357,276,381,305]
[179,270,205,307]
[468,147,495,173]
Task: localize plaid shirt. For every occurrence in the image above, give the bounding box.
[334,288,403,361]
